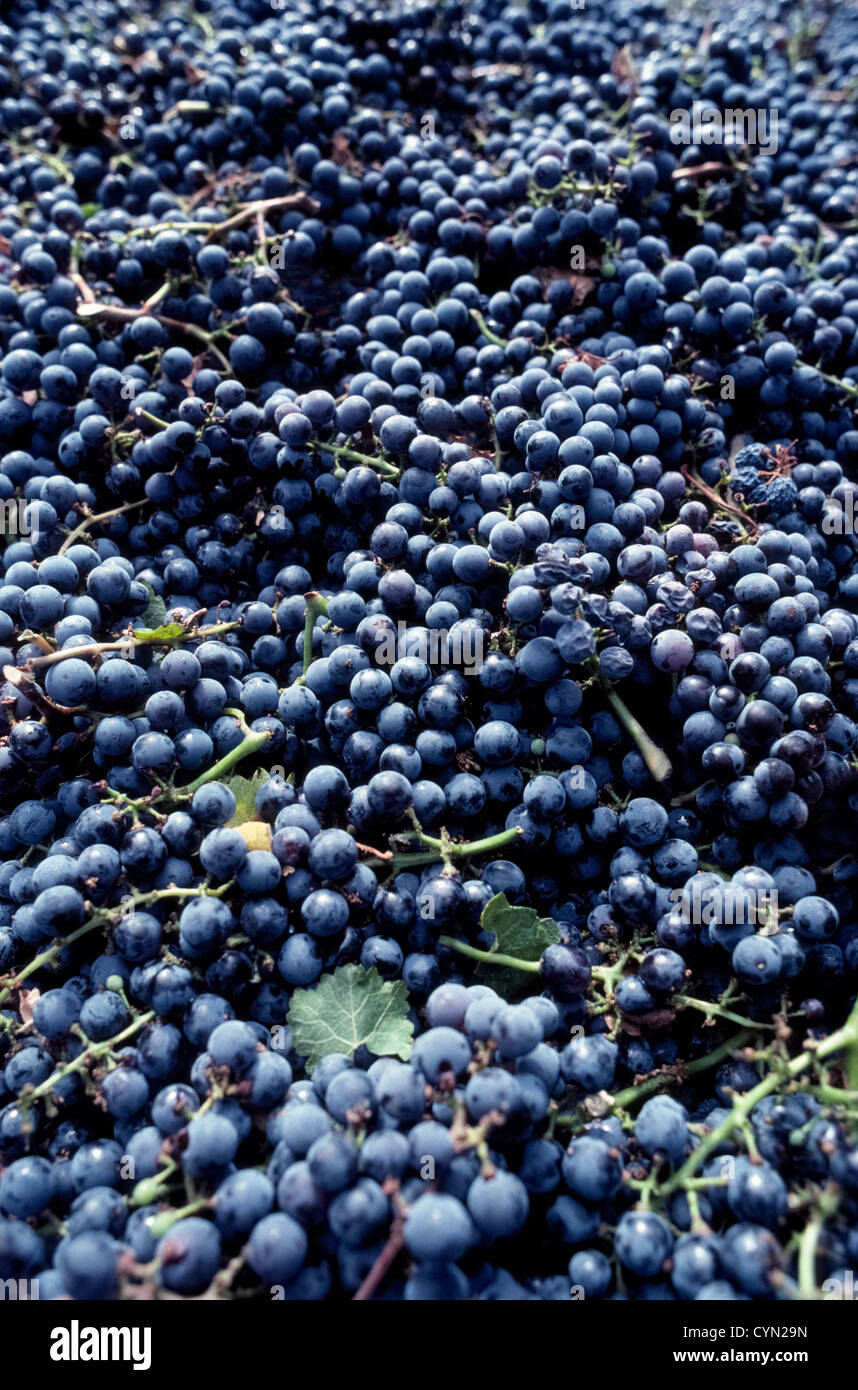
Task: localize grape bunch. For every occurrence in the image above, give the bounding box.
[0,0,855,1304]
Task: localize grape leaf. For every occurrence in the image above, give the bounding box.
[226,768,271,826]
[476,893,561,997]
[288,965,413,1072]
[140,585,167,630]
[134,622,187,644]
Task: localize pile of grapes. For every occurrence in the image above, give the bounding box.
[0,0,856,1303]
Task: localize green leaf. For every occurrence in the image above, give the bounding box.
[134,622,187,644]
[140,584,167,630]
[288,965,413,1072]
[80,202,101,218]
[226,768,270,826]
[476,893,561,997]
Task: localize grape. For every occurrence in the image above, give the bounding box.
[328,1178,389,1248]
[306,1133,359,1193]
[199,828,248,881]
[792,895,840,940]
[0,0,854,1309]
[615,1211,674,1277]
[569,1249,613,1298]
[269,1104,332,1157]
[491,1004,543,1059]
[726,1159,788,1227]
[670,1234,723,1299]
[539,944,591,999]
[376,1063,426,1125]
[56,1232,120,1300]
[474,721,520,766]
[301,890,350,937]
[278,934,324,987]
[634,1097,690,1165]
[157,1218,222,1295]
[32,988,80,1041]
[467,1171,529,1238]
[67,1187,128,1239]
[191,784,237,827]
[184,1114,239,1180]
[100,1066,149,1119]
[651,630,695,673]
[464,1068,522,1122]
[547,1196,601,1247]
[45,659,97,706]
[69,1141,123,1194]
[307,828,358,882]
[732,934,783,984]
[404,1194,474,1263]
[358,1131,411,1184]
[561,1136,623,1202]
[722,1224,783,1297]
[560,1035,618,1091]
[246,1212,308,1285]
[246,1052,292,1109]
[0,1156,55,1218]
[411,1027,472,1082]
[151,1084,200,1136]
[324,1069,376,1125]
[276,1163,329,1228]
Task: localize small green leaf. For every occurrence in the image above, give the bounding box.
[288,965,413,1072]
[80,202,101,218]
[134,622,187,644]
[140,584,167,630]
[226,768,270,826]
[476,893,560,997]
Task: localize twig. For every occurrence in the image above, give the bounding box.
[680,463,759,539]
[202,194,318,242]
[76,303,232,372]
[59,498,149,554]
[352,1219,405,1301]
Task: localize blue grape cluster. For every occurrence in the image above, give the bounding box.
[0,0,855,1304]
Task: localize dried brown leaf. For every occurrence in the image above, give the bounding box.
[18,988,39,1026]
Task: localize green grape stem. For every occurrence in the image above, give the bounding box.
[24,620,240,670]
[659,994,858,1198]
[0,883,233,1008]
[313,441,401,479]
[369,824,524,872]
[301,592,330,678]
[590,659,672,782]
[22,1010,157,1107]
[438,934,540,972]
[555,1027,758,1126]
